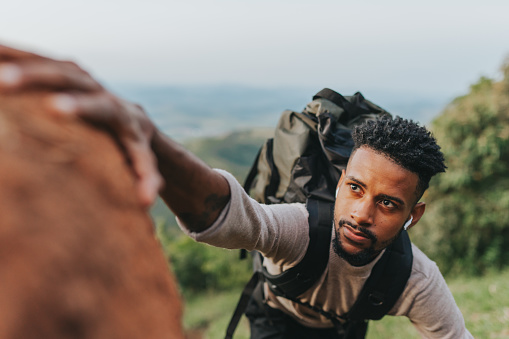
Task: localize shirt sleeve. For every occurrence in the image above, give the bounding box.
[391,245,473,339]
[177,169,310,269]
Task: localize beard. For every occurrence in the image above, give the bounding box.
[333,217,404,266]
[332,219,378,266]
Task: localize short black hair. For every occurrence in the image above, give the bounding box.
[351,116,446,200]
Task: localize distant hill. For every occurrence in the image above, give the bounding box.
[184,127,273,180]
[150,127,273,227]
[110,84,449,141]
[111,85,310,141]
[136,84,450,225]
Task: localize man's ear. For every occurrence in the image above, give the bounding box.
[336,169,346,197]
[406,202,426,230]
[337,170,346,187]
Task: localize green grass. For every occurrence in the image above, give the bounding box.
[183,268,509,338]
[183,290,251,339]
[448,269,509,338]
[368,269,509,338]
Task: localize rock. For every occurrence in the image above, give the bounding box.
[0,94,184,339]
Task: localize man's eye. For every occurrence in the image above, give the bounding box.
[381,199,395,208]
[350,184,360,192]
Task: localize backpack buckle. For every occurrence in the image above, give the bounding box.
[368,292,385,306]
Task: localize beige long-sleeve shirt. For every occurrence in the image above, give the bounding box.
[179,170,473,338]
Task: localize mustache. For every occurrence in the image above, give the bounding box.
[338,219,377,243]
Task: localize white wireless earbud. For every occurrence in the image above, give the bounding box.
[335,188,339,198]
[403,215,413,231]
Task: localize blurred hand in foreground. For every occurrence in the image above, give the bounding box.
[0,44,163,208]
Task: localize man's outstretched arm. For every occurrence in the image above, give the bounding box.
[0,44,230,232]
[151,130,230,232]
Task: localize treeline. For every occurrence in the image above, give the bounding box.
[412,59,509,276]
[153,58,509,294]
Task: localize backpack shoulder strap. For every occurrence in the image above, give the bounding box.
[263,198,333,298]
[225,199,332,339]
[225,270,262,339]
[346,230,413,321]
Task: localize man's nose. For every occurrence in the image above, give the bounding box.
[350,198,374,227]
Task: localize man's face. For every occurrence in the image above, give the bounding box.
[333,146,423,266]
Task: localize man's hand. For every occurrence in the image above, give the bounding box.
[0,43,230,231]
[0,44,163,207]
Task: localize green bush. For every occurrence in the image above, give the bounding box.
[412,59,509,275]
[156,220,252,294]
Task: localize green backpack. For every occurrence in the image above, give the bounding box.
[243,88,389,204]
[226,89,413,339]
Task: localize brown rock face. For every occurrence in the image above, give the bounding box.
[0,95,184,339]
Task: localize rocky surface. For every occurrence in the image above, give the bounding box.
[0,94,184,339]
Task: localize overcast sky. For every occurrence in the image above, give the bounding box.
[1,0,508,98]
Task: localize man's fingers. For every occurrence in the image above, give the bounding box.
[0,44,44,61]
[0,63,22,86]
[0,44,160,208]
[47,92,162,207]
[0,59,102,92]
[47,93,149,140]
[123,138,164,207]
[46,92,120,123]
[0,44,100,92]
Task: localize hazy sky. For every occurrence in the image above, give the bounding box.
[1,0,508,98]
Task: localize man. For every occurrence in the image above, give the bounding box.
[0,45,473,338]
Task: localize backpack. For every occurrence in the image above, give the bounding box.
[225,89,413,339]
[243,88,389,205]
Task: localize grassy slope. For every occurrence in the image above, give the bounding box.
[184,127,273,180]
[183,268,509,338]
